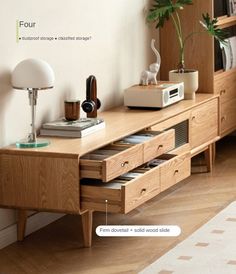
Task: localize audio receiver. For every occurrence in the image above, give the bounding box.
[124,82,184,109]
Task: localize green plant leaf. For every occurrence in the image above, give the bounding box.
[147,0,193,28]
[200,13,227,44]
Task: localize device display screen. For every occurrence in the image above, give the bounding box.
[169,88,178,97]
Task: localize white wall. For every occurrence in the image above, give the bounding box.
[0,0,155,234]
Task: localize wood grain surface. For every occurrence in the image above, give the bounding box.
[160,153,191,192]
[190,98,218,148]
[1,94,218,157]
[0,138,235,274]
[142,129,175,162]
[0,154,80,213]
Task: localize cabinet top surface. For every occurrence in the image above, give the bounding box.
[1,94,218,157]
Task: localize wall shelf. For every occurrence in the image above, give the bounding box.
[217,15,236,29]
[214,67,236,80]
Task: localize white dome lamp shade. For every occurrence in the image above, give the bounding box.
[11,58,55,148]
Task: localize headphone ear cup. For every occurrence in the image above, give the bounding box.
[81,100,96,113]
[97,98,101,110]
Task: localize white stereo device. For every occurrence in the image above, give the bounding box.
[124,82,184,108]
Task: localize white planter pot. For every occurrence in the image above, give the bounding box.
[169,69,199,100]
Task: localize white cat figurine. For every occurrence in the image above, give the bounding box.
[140,39,161,86]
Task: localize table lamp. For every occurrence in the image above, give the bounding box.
[11,58,55,148]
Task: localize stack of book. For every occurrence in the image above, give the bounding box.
[227,0,236,16]
[40,118,105,138]
[214,0,236,17]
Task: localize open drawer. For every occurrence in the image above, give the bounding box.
[81,152,190,214]
[80,129,175,182]
[81,166,160,214]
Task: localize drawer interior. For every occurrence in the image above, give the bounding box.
[81,153,173,188]
[113,130,162,145]
[156,153,177,161]
[80,130,170,182]
[81,168,152,188]
[81,168,153,213]
[81,130,163,160]
[81,154,175,213]
[81,156,174,190]
[81,144,135,161]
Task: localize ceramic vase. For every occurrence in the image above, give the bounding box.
[169,69,199,100]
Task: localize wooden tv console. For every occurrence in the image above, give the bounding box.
[0,93,219,247]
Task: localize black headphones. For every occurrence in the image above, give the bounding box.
[82,75,101,114]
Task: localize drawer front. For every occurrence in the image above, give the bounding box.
[215,69,236,103]
[221,99,236,135]
[103,145,143,182]
[80,159,103,180]
[81,184,122,213]
[81,167,160,214]
[170,143,190,156]
[143,129,175,162]
[81,152,190,214]
[80,144,143,182]
[80,129,175,182]
[122,167,160,213]
[191,99,218,148]
[160,153,191,192]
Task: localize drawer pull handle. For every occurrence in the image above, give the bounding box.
[220,89,226,95]
[121,161,129,167]
[141,188,147,195]
[157,144,163,150]
[174,170,179,175]
[221,116,226,122]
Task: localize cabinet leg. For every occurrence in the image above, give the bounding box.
[81,211,93,247]
[204,144,213,173]
[17,209,27,241]
[212,142,216,164]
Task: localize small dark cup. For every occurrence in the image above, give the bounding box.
[64,100,80,121]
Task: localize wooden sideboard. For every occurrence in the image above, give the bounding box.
[0,93,219,247]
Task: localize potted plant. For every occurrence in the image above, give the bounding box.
[147,0,226,99]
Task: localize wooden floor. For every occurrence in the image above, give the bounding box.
[0,137,236,274]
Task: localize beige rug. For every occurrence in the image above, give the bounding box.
[140,201,236,274]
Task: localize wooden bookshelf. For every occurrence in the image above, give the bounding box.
[160,0,236,137]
